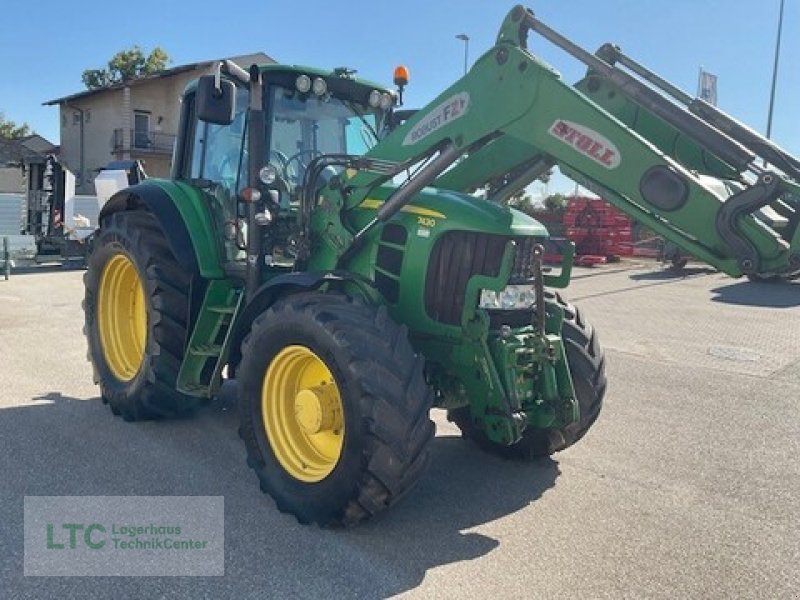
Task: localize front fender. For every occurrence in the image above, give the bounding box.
[228,271,377,371]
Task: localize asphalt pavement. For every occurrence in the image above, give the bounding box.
[1,261,798,599]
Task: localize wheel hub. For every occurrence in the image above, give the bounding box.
[262,345,345,482]
[294,384,340,435]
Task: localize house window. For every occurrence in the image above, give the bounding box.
[134,111,151,149]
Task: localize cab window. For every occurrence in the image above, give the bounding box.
[189,86,250,195]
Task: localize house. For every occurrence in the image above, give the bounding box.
[44,52,274,193]
[0,136,54,193]
[0,135,55,236]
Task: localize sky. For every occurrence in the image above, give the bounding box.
[0,0,796,195]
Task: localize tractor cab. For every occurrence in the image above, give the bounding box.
[174,65,393,269]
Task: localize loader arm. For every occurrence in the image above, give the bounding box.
[319,5,800,280]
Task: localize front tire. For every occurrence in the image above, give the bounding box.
[450,292,606,459]
[238,293,434,526]
[84,211,201,420]
[670,256,688,271]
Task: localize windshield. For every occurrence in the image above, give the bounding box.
[267,85,386,195]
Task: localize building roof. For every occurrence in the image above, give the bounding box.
[0,136,53,167]
[43,52,274,106]
[18,134,58,155]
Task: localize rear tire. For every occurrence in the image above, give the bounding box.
[238,293,434,526]
[84,211,202,420]
[449,291,606,459]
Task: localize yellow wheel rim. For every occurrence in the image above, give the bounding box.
[97,253,147,381]
[262,345,345,482]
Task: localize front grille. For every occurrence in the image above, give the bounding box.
[511,236,537,283]
[425,232,542,325]
[425,232,505,324]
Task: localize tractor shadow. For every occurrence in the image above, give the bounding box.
[1,389,560,598]
[710,279,800,308]
[344,433,561,594]
[628,265,716,281]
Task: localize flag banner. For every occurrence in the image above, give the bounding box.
[698,69,718,106]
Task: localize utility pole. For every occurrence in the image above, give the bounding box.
[766,0,785,139]
[456,34,470,75]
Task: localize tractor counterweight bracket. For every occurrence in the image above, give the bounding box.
[531,243,546,334]
[715,173,783,274]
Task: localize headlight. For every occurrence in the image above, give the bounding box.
[295,74,312,93]
[312,77,328,96]
[480,285,537,310]
[379,92,394,110]
[368,90,382,108]
[259,165,278,186]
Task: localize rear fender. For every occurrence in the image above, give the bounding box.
[98,180,224,279]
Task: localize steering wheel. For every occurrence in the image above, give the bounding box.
[283,149,323,184]
[212,155,239,193]
[269,150,290,171]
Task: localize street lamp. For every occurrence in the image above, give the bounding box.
[456,34,470,75]
[766,0,785,139]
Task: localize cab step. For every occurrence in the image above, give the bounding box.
[177,279,243,398]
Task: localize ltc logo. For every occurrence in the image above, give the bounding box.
[548,120,621,169]
[46,523,106,550]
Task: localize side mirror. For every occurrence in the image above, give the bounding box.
[196,75,235,125]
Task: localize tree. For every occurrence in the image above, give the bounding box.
[0,113,31,139]
[82,46,171,90]
[544,193,568,214]
[508,188,528,204]
[500,188,536,217]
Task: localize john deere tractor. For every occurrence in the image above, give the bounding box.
[84,6,800,525]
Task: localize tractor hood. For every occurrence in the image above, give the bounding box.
[353,185,549,239]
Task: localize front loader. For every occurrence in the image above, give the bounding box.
[83,6,799,526]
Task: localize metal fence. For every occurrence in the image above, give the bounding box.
[0,193,25,235]
[112,129,176,155]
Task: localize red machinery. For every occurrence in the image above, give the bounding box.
[564,196,634,264]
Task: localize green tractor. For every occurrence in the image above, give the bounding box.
[84,5,800,525]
